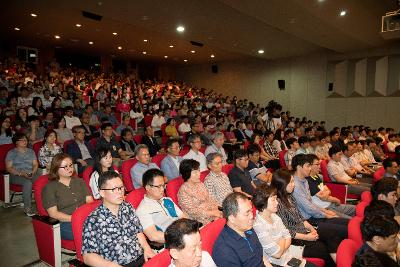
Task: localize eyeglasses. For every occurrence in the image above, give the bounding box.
[149,184,166,189]
[17,139,28,142]
[101,186,125,193]
[59,164,74,169]
[239,157,249,161]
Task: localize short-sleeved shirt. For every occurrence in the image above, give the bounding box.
[327,160,351,182]
[42,178,90,215]
[228,166,255,196]
[5,148,36,172]
[247,160,268,184]
[26,127,46,142]
[82,202,144,265]
[130,162,160,189]
[212,225,264,267]
[96,136,121,158]
[306,175,331,209]
[136,195,183,232]
[204,171,233,206]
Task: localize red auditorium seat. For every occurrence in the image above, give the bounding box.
[63,139,74,152]
[32,175,76,267]
[81,166,94,194]
[348,216,364,248]
[143,249,171,267]
[32,140,44,158]
[121,158,138,192]
[200,218,226,254]
[360,191,372,204]
[336,239,361,267]
[0,143,23,206]
[373,166,385,183]
[125,187,146,209]
[166,176,184,207]
[69,201,101,266]
[355,201,368,217]
[278,150,288,169]
[133,134,143,145]
[200,170,210,182]
[151,153,166,168]
[222,163,234,175]
[144,114,153,127]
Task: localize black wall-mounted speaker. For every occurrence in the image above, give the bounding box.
[328,82,334,91]
[211,64,218,74]
[278,80,285,90]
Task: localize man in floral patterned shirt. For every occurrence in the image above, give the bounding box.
[82,171,155,267]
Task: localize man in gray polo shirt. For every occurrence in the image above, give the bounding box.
[130,144,159,189]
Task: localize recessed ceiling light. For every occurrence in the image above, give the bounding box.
[340,10,347,16]
[54,35,60,39]
[258,49,265,54]
[89,41,94,45]
[190,50,196,53]
[184,59,188,62]
[143,39,148,42]
[14,27,20,31]
[76,24,82,27]
[318,0,325,2]
[210,54,215,58]
[113,32,118,35]
[118,46,122,50]
[142,51,147,54]
[176,26,185,32]
[164,56,168,58]
[169,45,174,48]
[31,13,37,17]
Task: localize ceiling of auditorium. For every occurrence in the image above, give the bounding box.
[1,0,399,64]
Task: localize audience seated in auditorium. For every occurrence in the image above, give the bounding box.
[284,137,299,170]
[89,148,115,199]
[178,159,222,225]
[204,153,233,206]
[212,192,271,267]
[79,112,99,141]
[371,177,400,217]
[228,149,256,198]
[119,128,137,157]
[136,169,185,244]
[187,121,212,146]
[116,114,135,136]
[165,118,179,138]
[141,125,162,157]
[233,121,248,142]
[263,130,281,170]
[271,170,339,267]
[66,125,95,173]
[329,130,342,149]
[306,154,355,218]
[246,144,272,185]
[327,146,370,194]
[97,122,128,165]
[38,130,63,169]
[54,117,74,145]
[295,136,310,155]
[182,134,207,172]
[0,116,13,144]
[204,131,228,165]
[151,109,166,136]
[165,218,216,267]
[26,115,45,144]
[5,133,40,216]
[161,138,182,181]
[99,105,118,125]
[178,116,191,134]
[42,153,93,240]
[64,106,82,130]
[382,158,399,179]
[130,144,160,189]
[354,215,399,266]
[82,171,155,266]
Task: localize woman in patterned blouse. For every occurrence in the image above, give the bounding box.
[271,170,337,267]
[177,159,222,225]
[38,130,62,169]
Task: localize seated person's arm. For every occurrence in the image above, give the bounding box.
[83,253,122,267]
[32,159,39,175]
[46,206,72,222]
[232,187,252,199]
[263,256,273,267]
[137,232,156,262]
[143,225,165,243]
[118,148,130,160]
[332,174,357,184]
[6,160,30,178]
[86,195,94,203]
[316,189,330,200]
[344,168,356,177]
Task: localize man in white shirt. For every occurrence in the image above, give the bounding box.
[387,134,398,153]
[64,106,82,129]
[151,109,166,136]
[182,134,207,172]
[178,116,191,134]
[41,89,54,110]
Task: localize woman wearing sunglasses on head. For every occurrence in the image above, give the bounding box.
[42,153,94,240]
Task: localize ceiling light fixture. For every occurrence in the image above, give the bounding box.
[258,49,265,54]
[76,24,82,27]
[190,50,195,53]
[142,51,147,54]
[118,46,122,50]
[54,35,60,39]
[184,59,188,62]
[89,41,94,45]
[176,26,185,32]
[169,45,174,48]
[113,32,118,35]
[164,56,168,58]
[14,27,20,31]
[210,54,215,58]
[143,39,148,42]
[340,10,347,16]
[31,13,37,17]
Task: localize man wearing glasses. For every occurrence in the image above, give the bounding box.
[228,149,256,199]
[82,171,156,267]
[182,134,207,172]
[136,169,186,244]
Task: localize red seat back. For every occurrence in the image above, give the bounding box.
[200,170,210,182]
[121,158,138,192]
[143,249,171,267]
[161,123,167,136]
[279,150,287,169]
[125,187,146,209]
[243,141,250,150]
[200,218,226,254]
[222,164,234,175]
[360,191,372,204]
[0,143,15,171]
[33,175,50,216]
[89,138,98,148]
[373,166,385,183]
[348,216,363,248]
[32,141,44,158]
[355,201,368,217]
[320,160,331,182]
[336,239,361,267]
[81,166,94,194]
[152,154,166,168]
[133,134,143,144]
[166,176,184,206]
[71,201,101,262]
[144,115,153,127]
[63,139,75,153]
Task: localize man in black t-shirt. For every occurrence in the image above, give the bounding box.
[228,149,255,198]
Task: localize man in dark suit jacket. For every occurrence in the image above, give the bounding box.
[66,125,95,173]
[141,126,161,157]
[233,121,248,142]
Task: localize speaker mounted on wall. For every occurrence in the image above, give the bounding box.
[278,80,285,90]
[328,82,334,91]
[211,64,218,74]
